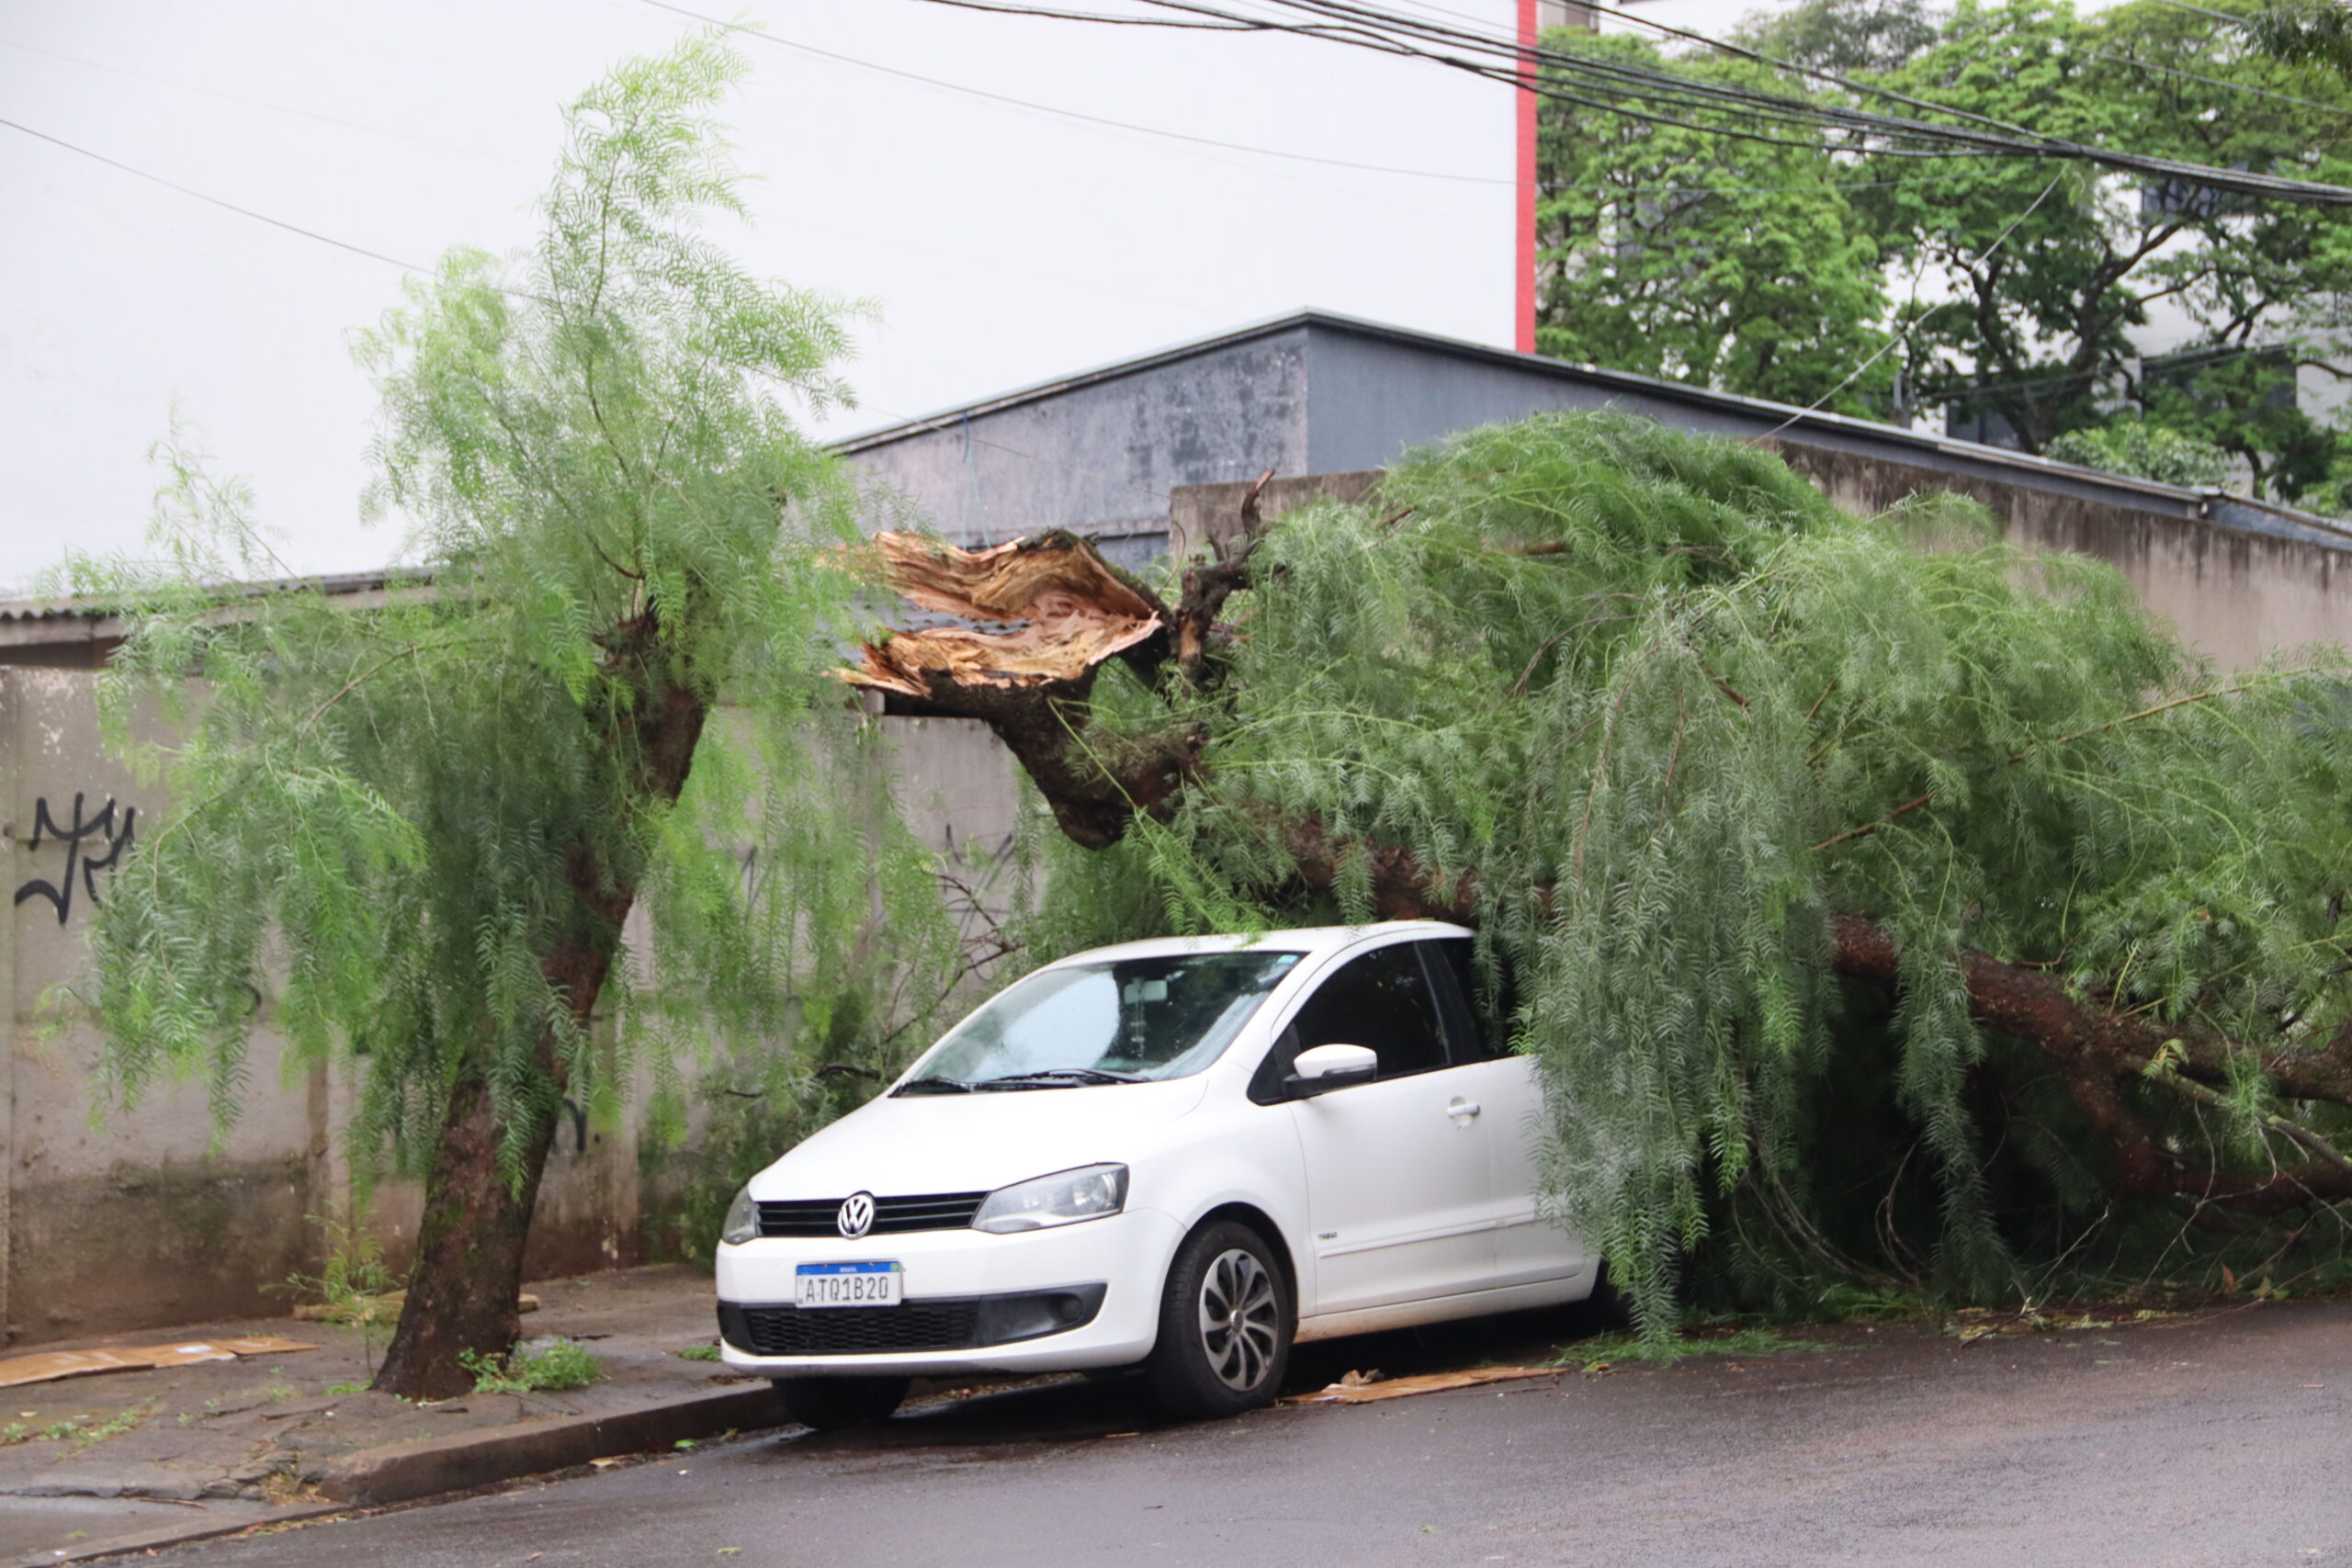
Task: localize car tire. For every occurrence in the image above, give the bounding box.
[773,1374,909,1430]
[1146,1221,1293,1420]
[1569,1259,1634,1334]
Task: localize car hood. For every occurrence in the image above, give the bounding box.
[752,1076,1213,1200]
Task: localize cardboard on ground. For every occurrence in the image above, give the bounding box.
[0,1336,318,1390]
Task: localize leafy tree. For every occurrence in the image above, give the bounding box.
[1539,1,2352,500]
[58,37,958,1397]
[1532,33,1893,412]
[2045,417,2233,487]
[1858,0,2352,479]
[850,414,2352,1334]
[2249,0,2352,75]
[1734,0,1940,77]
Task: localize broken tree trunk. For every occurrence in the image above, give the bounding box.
[840,529,1211,848]
[842,508,2352,1219]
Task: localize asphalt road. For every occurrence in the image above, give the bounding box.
[154,1300,2352,1568]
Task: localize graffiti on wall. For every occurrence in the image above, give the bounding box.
[13,792,138,925]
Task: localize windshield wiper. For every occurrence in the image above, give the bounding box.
[895,1077,977,1095]
[977,1067,1150,1089]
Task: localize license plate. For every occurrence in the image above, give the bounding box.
[795,1261,903,1308]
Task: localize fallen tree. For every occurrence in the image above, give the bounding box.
[844,416,2352,1325]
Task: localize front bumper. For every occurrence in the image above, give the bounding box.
[715,1207,1180,1378]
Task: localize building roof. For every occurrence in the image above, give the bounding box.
[10,309,2352,653]
[838,309,2352,554]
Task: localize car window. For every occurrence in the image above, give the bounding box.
[1424,938,1511,1063]
[1283,943,1452,1080]
[907,950,1304,1089]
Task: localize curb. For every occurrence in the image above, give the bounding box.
[319,1382,786,1507]
[10,1504,347,1568]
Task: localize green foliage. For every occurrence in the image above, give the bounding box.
[1558,1325,1830,1368]
[51,37,960,1196]
[644,1019,918,1264]
[1543,1,2352,493]
[1860,0,2352,475]
[1733,0,1939,76]
[2045,419,2234,489]
[1035,411,2352,1337]
[461,1337,600,1394]
[1532,32,1892,412]
[270,1213,401,1375]
[0,1402,157,1452]
[2249,0,2352,75]
[675,1343,722,1361]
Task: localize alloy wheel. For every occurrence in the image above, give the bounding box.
[1196,1247,1279,1392]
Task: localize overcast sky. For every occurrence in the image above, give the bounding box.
[1,0,1769,586]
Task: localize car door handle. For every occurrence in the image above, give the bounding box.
[1447,1098,1481,1121]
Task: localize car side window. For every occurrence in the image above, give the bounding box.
[1423,939,1510,1063]
[1285,943,1452,1080]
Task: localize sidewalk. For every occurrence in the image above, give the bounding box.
[0,1263,776,1566]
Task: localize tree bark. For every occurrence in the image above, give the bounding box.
[374,615,708,1398]
[844,513,2352,1220]
[1826,914,2352,1213]
[370,1075,557,1399]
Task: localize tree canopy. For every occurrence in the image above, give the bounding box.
[1540,0,2352,503]
[58,35,958,1396]
[853,414,2352,1333]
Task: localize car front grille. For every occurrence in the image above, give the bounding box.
[727,1299,982,1356]
[718,1286,1107,1359]
[756,1191,989,1238]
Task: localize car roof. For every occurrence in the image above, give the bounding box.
[1041,919,1474,968]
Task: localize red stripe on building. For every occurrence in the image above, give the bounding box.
[1516,0,1538,355]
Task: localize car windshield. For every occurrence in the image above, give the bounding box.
[903,951,1305,1089]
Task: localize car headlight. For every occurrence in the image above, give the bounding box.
[720,1184,762,1247]
[971,1164,1129,1235]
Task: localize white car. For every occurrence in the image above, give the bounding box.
[714,919,1600,1426]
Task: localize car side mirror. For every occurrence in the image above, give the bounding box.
[1285,1043,1377,1100]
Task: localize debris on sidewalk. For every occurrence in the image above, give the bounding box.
[291,1292,537,1325]
[1283,1365,1561,1404]
[0,1337,318,1391]
[0,1264,767,1567]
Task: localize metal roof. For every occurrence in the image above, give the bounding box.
[835,308,2352,554]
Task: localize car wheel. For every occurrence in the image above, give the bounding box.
[1569,1259,1633,1334]
[1147,1221,1293,1420]
[773,1374,909,1430]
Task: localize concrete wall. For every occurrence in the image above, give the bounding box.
[1772,444,2352,669]
[1,668,645,1348]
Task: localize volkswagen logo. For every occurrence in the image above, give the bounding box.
[836,1191,876,1239]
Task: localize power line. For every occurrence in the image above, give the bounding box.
[658,0,1988,203]
[2142,0,2252,22]
[901,0,1258,27]
[1758,175,2064,441]
[641,0,1521,187]
[1131,0,2352,203]
[0,115,427,273]
[2079,43,2352,118]
[0,38,540,169]
[1293,0,2352,197]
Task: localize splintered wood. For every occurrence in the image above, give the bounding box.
[841,531,1163,698]
[1283,1366,1561,1404]
[0,1336,320,1389]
